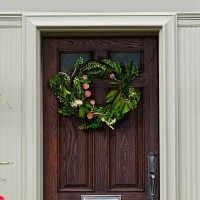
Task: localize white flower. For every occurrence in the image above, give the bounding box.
[75,99,83,106]
[71,99,83,107]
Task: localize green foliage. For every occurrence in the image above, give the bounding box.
[83,101,93,109]
[79,59,122,79]
[91,123,100,129]
[73,77,84,99]
[79,79,91,83]
[78,105,88,118]
[58,106,77,116]
[106,90,119,103]
[74,57,84,69]
[109,82,119,86]
[49,57,141,130]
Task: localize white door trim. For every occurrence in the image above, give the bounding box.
[22,12,178,200]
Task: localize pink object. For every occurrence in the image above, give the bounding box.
[90,100,95,105]
[83,83,89,90]
[85,90,91,97]
[82,75,88,80]
[0,196,5,200]
[87,112,94,119]
[110,73,115,79]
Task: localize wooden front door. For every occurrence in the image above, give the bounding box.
[43,37,159,200]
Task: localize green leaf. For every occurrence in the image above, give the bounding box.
[91,123,100,129]
[74,57,83,69]
[122,103,130,115]
[123,77,130,85]
[84,101,93,109]
[119,98,125,112]
[78,122,90,130]
[82,105,90,113]
[123,85,129,97]
[95,105,102,109]
[113,100,121,111]
[131,64,139,77]
[112,92,121,108]
[62,86,67,97]
[58,106,76,116]
[79,106,86,118]
[70,91,75,101]
[79,79,91,83]
[106,90,119,103]
[109,82,119,86]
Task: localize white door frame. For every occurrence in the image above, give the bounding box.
[22,12,178,200]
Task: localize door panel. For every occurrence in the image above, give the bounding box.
[109,98,144,192]
[59,115,94,192]
[43,37,159,200]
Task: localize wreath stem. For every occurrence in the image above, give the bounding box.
[71,68,77,79]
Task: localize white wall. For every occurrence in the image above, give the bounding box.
[178,24,200,200]
[0,0,200,12]
[0,25,22,199]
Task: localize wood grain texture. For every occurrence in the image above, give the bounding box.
[59,115,94,191]
[43,37,159,200]
[109,91,144,192]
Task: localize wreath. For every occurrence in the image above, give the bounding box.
[49,58,141,130]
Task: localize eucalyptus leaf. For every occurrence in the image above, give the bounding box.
[79,79,91,83]
[112,92,121,108]
[106,90,119,103]
[119,98,125,113]
[109,82,119,86]
[113,100,121,111]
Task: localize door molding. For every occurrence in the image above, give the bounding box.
[0,13,22,28]
[178,13,200,26]
[22,12,178,200]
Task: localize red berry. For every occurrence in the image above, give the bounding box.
[82,75,88,80]
[110,73,115,79]
[90,100,95,105]
[83,83,89,90]
[87,112,94,119]
[85,90,91,97]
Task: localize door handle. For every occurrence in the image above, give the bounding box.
[148,152,157,200]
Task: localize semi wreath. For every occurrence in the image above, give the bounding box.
[49,58,141,130]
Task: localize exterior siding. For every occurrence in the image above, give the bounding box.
[178,27,200,200]
[0,28,22,200]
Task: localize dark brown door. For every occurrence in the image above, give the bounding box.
[43,37,159,200]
